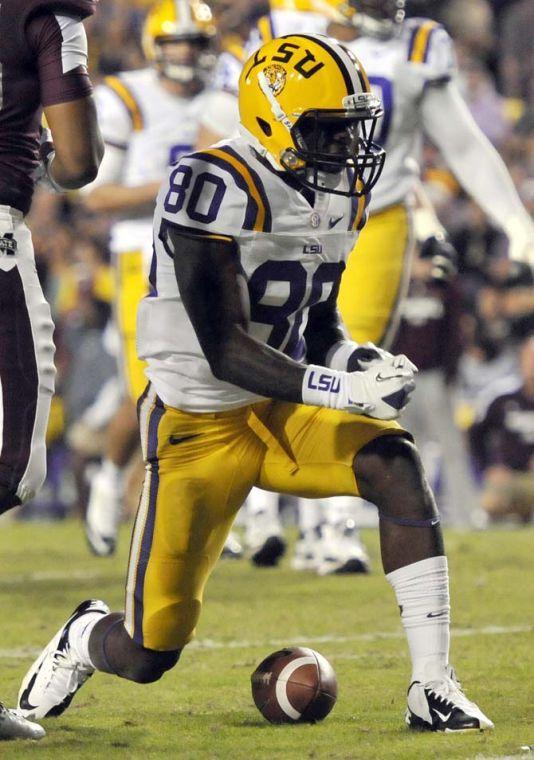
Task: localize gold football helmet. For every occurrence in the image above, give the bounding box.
[143,0,216,84]
[239,34,385,197]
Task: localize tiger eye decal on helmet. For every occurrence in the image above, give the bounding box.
[263,65,288,97]
[239,33,385,197]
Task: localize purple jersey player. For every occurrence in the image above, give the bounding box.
[0,0,103,742]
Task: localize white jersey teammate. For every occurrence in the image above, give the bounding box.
[82,0,221,557]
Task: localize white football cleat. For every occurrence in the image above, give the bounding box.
[85,466,123,556]
[316,520,370,575]
[0,703,45,740]
[246,509,286,567]
[406,667,494,732]
[18,600,109,720]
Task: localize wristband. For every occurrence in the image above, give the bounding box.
[302,365,346,408]
[325,340,360,371]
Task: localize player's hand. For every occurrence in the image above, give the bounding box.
[346,359,417,419]
[33,127,62,193]
[347,342,418,375]
[419,234,458,285]
[302,360,417,420]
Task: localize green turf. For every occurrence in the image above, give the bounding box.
[0,520,533,759]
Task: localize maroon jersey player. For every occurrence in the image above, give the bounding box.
[0,0,103,518]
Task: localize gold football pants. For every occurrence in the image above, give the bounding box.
[337,204,414,348]
[125,385,405,651]
[115,249,148,402]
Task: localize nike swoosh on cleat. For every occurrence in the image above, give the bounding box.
[169,434,200,445]
[18,669,40,712]
[328,215,344,229]
[433,708,453,722]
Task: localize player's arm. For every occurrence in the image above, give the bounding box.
[421,81,534,264]
[168,227,305,401]
[29,12,104,188]
[82,176,162,214]
[44,98,102,188]
[167,225,414,420]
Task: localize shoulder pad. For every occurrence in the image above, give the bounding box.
[103,74,144,131]
[405,17,456,83]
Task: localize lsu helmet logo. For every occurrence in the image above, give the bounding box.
[263,64,287,96]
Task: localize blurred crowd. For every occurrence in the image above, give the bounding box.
[23,0,534,526]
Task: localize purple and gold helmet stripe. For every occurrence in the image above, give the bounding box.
[292,34,369,95]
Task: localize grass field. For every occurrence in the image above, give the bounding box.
[0,520,533,759]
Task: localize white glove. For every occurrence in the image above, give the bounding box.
[302,359,417,421]
[504,214,534,268]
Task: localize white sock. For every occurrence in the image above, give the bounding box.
[101,459,124,492]
[69,613,105,669]
[245,488,279,520]
[298,498,322,533]
[386,556,450,683]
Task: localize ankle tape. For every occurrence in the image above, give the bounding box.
[379,512,441,528]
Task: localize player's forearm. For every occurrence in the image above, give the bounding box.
[46,98,104,189]
[82,182,161,213]
[422,83,530,232]
[211,327,306,402]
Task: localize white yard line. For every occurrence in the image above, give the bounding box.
[0,570,104,586]
[0,624,531,660]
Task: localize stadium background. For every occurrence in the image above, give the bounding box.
[17,0,533,526]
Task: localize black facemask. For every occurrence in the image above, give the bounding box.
[281,109,385,197]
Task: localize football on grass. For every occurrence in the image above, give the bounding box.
[251,647,338,724]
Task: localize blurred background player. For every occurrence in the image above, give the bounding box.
[198,0,534,572]
[469,332,534,524]
[81,0,234,557]
[0,0,103,740]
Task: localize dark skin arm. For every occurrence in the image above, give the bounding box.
[168,225,307,402]
[305,280,384,372]
[44,96,104,188]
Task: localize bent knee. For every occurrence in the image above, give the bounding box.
[125,648,181,684]
[355,434,421,494]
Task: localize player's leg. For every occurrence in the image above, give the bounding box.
[86,249,147,555]
[0,216,55,515]
[337,203,414,349]
[18,397,263,717]
[256,402,493,732]
[244,488,285,567]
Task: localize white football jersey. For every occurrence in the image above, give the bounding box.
[95,68,211,264]
[137,136,368,412]
[347,18,457,212]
